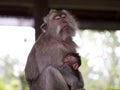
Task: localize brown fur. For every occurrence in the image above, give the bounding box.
[25,9,84,90]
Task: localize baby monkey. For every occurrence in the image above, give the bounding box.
[59,53,85,90]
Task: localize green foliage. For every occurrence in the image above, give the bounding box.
[0,78,8,90]
[105,87,120,90]
[78,30,120,90]
[11,79,20,90]
[0,55,28,90]
[19,73,29,90]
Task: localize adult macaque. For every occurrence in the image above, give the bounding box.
[25,9,84,90]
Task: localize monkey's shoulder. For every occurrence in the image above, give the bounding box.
[35,34,61,49]
[35,34,50,45]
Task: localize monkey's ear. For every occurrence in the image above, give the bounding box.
[40,23,47,33]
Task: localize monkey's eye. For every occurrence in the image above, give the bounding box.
[61,14,66,18]
[54,15,61,20]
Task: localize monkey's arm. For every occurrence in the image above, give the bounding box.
[25,46,39,81]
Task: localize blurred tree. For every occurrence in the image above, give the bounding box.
[19,73,29,90]
[78,30,120,90]
[0,78,8,90]
[0,55,28,90]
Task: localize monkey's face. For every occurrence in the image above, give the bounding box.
[53,13,69,31]
[44,10,79,40]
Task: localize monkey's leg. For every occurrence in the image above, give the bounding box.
[39,66,69,90]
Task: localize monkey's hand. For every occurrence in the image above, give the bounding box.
[72,63,79,70]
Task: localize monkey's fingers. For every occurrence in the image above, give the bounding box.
[73,63,79,70]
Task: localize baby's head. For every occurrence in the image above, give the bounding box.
[63,53,81,66]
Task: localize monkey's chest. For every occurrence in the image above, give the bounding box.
[46,42,75,66]
[62,41,76,53]
[50,40,76,53]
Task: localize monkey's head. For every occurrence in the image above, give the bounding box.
[42,9,79,40]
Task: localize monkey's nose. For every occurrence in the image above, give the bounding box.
[62,20,67,23]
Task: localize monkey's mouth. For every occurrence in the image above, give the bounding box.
[62,23,69,30]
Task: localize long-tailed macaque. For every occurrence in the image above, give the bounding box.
[25,9,84,90]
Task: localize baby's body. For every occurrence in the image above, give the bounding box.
[58,53,85,90]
